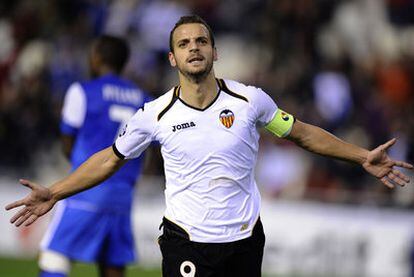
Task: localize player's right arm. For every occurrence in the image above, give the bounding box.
[5,97,157,227]
[50,146,127,200]
[5,146,126,227]
[60,82,86,159]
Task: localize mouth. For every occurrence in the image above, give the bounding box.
[187,56,204,64]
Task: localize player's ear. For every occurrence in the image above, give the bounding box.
[213,47,218,62]
[168,52,177,67]
[90,48,100,67]
[89,49,101,76]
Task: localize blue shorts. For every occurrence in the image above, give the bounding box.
[41,201,136,266]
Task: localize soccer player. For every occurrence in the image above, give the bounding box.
[37,35,151,277]
[6,16,413,277]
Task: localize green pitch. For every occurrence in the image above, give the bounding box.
[0,256,290,276]
[0,256,162,277]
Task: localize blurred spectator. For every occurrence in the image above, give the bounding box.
[313,67,353,131]
[375,59,413,106]
[256,133,310,200]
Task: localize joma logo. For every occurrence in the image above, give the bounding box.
[172,121,196,132]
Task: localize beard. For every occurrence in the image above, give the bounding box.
[178,57,214,84]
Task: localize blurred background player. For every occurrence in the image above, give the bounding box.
[38,35,151,277]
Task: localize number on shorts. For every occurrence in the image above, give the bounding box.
[180,261,196,277]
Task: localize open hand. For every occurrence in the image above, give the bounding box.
[5,179,56,227]
[362,138,413,188]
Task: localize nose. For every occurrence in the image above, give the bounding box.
[188,40,199,52]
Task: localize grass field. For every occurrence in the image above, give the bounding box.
[0,256,287,276]
[0,256,162,277]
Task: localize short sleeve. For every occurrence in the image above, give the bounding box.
[113,104,155,159]
[249,87,278,126]
[61,83,86,135]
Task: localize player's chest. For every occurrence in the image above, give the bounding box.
[155,101,255,154]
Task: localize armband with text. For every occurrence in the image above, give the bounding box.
[265,109,295,138]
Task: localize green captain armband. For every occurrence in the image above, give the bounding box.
[265,109,295,138]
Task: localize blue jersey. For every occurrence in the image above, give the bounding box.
[60,74,150,212]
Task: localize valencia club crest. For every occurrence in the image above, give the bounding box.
[219,109,235,128]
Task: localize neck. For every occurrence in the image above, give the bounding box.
[98,66,116,77]
[178,71,218,109]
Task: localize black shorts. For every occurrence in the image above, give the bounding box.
[158,217,265,277]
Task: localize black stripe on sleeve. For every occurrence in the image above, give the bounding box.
[157,86,179,121]
[112,143,125,159]
[218,79,249,103]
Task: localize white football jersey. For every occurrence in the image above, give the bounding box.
[114,79,279,243]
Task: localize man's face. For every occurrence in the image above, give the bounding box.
[169,23,217,82]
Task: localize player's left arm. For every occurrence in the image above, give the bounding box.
[285,119,413,188]
[243,83,412,188]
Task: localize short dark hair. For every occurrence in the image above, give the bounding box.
[169,15,215,52]
[94,35,130,73]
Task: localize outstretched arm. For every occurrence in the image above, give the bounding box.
[5,146,127,227]
[286,120,413,188]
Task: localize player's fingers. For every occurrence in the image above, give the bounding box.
[15,210,32,227]
[394,161,414,169]
[381,177,395,189]
[10,207,28,223]
[387,172,406,187]
[19,179,36,190]
[382,138,396,151]
[24,214,38,227]
[392,169,410,183]
[5,199,26,211]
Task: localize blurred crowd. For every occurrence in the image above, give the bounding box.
[0,0,413,206]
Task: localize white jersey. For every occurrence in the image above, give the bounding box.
[114,79,278,243]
